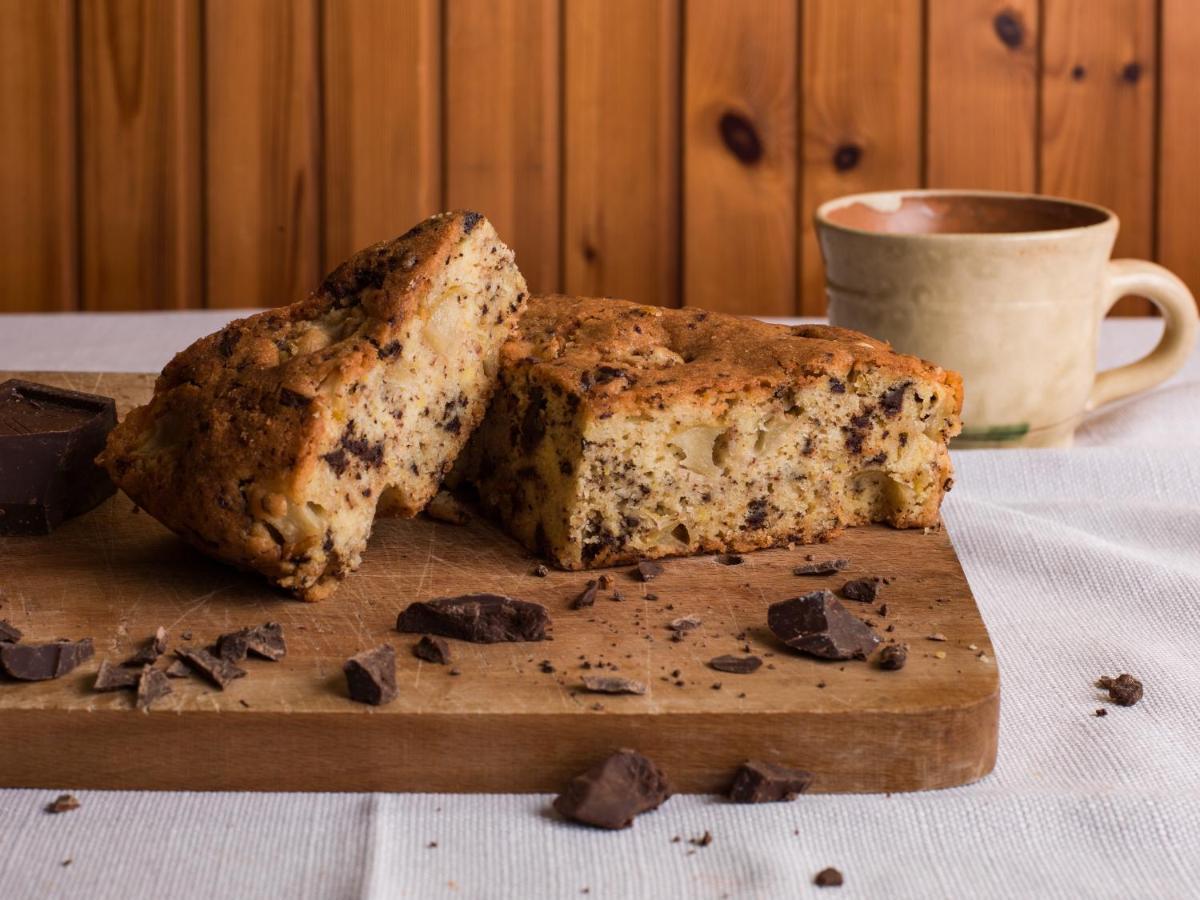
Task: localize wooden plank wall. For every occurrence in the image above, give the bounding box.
[0,0,1193,316]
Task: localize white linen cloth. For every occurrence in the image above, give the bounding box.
[0,313,1197,900]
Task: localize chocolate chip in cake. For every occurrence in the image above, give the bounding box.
[708,655,762,675]
[344,645,397,705]
[0,620,22,643]
[715,553,744,566]
[793,559,848,576]
[136,665,172,710]
[878,643,908,670]
[581,674,647,695]
[176,647,246,689]
[553,749,670,830]
[46,794,80,814]
[123,626,168,667]
[0,638,94,681]
[814,867,843,888]
[413,635,451,665]
[768,591,880,661]
[839,578,880,603]
[634,560,664,582]
[1097,673,1143,706]
[215,623,286,663]
[396,594,550,643]
[728,760,813,803]
[571,580,599,610]
[93,659,140,692]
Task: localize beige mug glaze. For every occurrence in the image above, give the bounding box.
[816,190,1199,448]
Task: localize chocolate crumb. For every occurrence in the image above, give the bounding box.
[839,578,880,603]
[814,867,843,887]
[634,560,664,582]
[572,580,599,610]
[1097,673,1143,706]
[411,635,449,664]
[1095,708,1108,717]
[581,674,646,695]
[598,574,612,589]
[927,632,947,642]
[449,667,462,676]
[689,831,713,847]
[344,645,397,705]
[878,644,908,670]
[46,794,80,814]
[532,564,549,578]
[793,559,848,576]
[708,655,762,675]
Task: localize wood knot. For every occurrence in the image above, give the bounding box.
[832,143,862,172]
[718,111,763,165]
[581,241,598,264]
[1071,64,1086,81]
[992,10,1023,49]
[1122,61,1143,84]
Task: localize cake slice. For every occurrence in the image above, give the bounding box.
[456,295,961,569]
[100,211,527,599]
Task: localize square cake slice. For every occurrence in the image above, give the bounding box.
[100,211,527,600]
[456,295,962,569]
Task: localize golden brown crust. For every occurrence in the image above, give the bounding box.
[504,295,964,418]
[101,211,527,599]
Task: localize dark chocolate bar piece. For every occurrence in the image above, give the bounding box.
[396,594,550,643]
[708,654,762,675]
[94,659,140,691]
[0,620,21,643]
[176,647,246,689]
[728,760,813,803]
[123,626,168,667]
[215,622,286,662]
[0,638,94,681]
[768,591,881,661]
[0,379,116,534]
[553,749,670,830]
[136,666,172,710]
[344,645,397,705]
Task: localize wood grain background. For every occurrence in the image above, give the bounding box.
[1,0,1194,315]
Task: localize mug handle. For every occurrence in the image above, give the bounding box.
[1088,259,1199,410]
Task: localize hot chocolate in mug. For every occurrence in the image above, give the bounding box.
[815,190,1199,448]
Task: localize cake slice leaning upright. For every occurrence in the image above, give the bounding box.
[101,211,527,600]
[457,295,962,569]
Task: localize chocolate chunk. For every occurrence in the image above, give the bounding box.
[814,867,843,887]
[634,560,664,582]
[531,564,549,578]
[878,644,908,670]
[46,794,80,814]
[708,655,762,674]
[768,591,880,660]
[396,594,550,643]
[553,749,670,830]
[344,645,397,705]
[571,580,599,610]
[0,638,93,681]
[136,665,172,710]
[94,659,140,691]
[839,578,880,603]
[0,619,22,643]
[728,760,813,803]
[668,616,701,633]
[793,558,848,576]
[0,380,117,534]
[123,626,168,666]
[215,622,286,662]
[715,553,743,566]
[164,659,192,679]
[176,647,246,689]
[413,635,450,665]
[1095,708,1108,717]
[1098,673,1143,707]
[581,674,647,695]
[880,381,912,415]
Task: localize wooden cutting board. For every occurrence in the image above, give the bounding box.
[0,372,998,794]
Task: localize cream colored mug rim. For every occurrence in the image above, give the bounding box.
[815,189,1118,242]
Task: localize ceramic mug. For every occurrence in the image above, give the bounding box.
[815,190,1199,448]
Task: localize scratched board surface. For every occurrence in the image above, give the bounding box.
[0,372,999,794]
